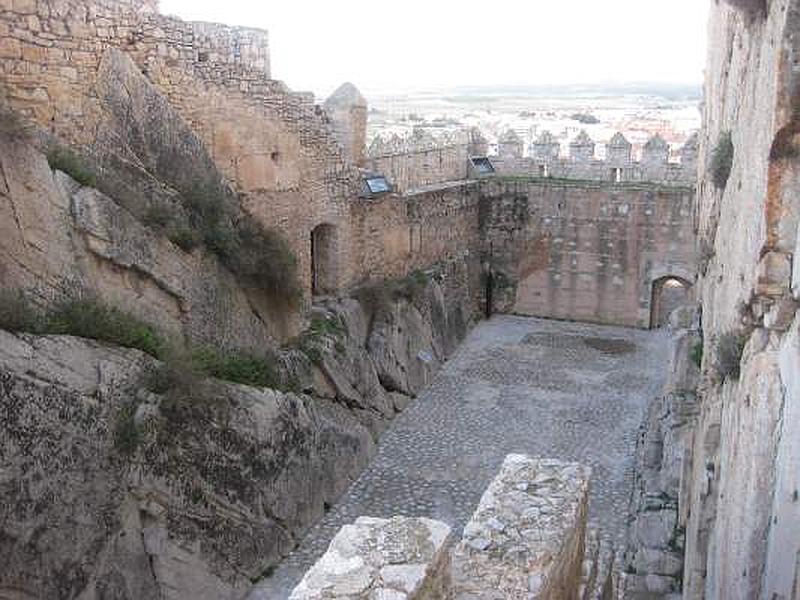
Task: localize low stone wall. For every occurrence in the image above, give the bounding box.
[450,455,591,599]
[289,516,452,599]
[290,456,593,600]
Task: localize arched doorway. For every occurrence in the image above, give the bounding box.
[650,276,692,328]
[311,223,338,296]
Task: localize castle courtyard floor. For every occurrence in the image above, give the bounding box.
[249,315,669,598]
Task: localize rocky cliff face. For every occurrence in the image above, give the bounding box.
[0,269,473,599]
[678,1,800,598]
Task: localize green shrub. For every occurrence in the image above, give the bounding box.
[191,347,280,388]
[711,132,734,190]
[355,270,430,315]
[113,403,141,456]
[178,182,301,306]
[46,297,165,358]
[168,227,201,251]
[0,289,43,333]
[691,341,704,369]
[309,315,346,338]
[231,220,301,304]
[716,331,746,380]
[142,203,174,229]
[47,146,97,188]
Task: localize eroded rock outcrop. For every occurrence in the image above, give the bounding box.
[0,331,374,599]
[674,1,800,598]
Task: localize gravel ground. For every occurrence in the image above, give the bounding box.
[249,315,669,599]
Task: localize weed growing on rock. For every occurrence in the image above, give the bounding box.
[46,297,166,359]
[191,347,281,389]
[157,181,303,306]
[691,342,704,369]
[715,331,746,380]
[113,403,141,456]
[0,290,44,333]
[47,146,97,188]
[711,131,734,190]
[0,291,165,358]
[354,270,431,315]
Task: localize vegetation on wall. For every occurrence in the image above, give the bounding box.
[0,291,165,358]
[141,181,302,306]
[691,341,704,369]
[47,146,97,188]
[353,270,431,315]
[711,131,734,190]
[715,331,746,380]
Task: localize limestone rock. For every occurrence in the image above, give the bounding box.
[450,455,591,600]
[289,516,451,599]
[0,330,375,600]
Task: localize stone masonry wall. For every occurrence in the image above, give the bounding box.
[366,130,472,194]
[0,0,486,305]
[491,131,698,186]
[480,179,696,329]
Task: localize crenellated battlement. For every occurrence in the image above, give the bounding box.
[363,125,696,193]
[364,127,487,193]
[493,129,698,185]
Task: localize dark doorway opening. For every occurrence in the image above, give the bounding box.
[311,223,337,296]
[650,276,691,328]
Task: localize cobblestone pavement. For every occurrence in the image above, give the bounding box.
[249,316,669,598]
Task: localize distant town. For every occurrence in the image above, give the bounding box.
[366,82,701,160]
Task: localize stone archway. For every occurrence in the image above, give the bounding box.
[311,223,338,296]
[650,276,692,328]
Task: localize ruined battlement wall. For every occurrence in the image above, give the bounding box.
[481,178,696,328]
[0,0,368,305]
[348,182,482,288]
[364,129,482,194]
[491,131,698,186]
[0,0,270,137]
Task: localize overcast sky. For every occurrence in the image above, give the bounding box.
[159,0,710,97]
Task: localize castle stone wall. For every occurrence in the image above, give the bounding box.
[481,179,696,328]
[491,131,698,186]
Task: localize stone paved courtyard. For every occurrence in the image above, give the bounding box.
[250,316,669,598]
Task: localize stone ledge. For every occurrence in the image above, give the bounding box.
[289,516,452,599]
[449,454,591,600]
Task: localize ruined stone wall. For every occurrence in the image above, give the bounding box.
[349,182,482,284]
[0,0,367,303]
[365,131,472,194]
[480,178,696,328]
[679,1,800,598]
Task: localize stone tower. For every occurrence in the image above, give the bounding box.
[324,82,368,167]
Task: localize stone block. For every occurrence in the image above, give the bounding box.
[290,516,451,599]
[757,251,791,297]
[764,297,797,331]
[450,455,591,600]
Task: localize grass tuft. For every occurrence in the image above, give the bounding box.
[47,146,97,188]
